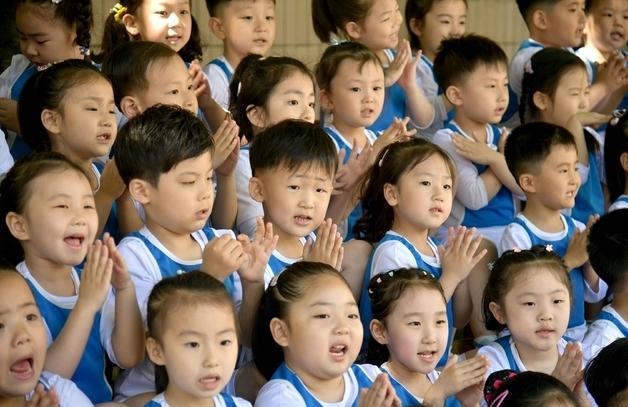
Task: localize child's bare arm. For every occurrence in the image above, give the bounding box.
[396,42,436,129]
[439,227,486,301]
[210,120,240,229]
[94,160,126,236]
[0,97,19,132]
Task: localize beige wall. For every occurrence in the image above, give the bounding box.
[93,0,528,67]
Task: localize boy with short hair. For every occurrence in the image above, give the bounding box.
[248,119,344,285]
[203,0,277,110]
[501,121,607,340]
[112,105,274,402]
[583,209,628,362]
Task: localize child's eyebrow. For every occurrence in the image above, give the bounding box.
[47,193,94,200]
[16,29,47,37]
[0,302,37,316]
[402,311,447,318]
[309,301,357,308]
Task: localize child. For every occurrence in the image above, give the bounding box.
[405,0,468,137]
[585,337,628,407]
[354,138,487,362]
[501,122,607,340]
[0,266,94,406]
[252,261,400,406]
[203,0,277,110]
[312,0,435,133]
[432,34,522,248]
[583,209,628,361]
[248,120,344,284]
[0,152,145,403]
[605,109,628,212]
[144,271,251,407]
[368,268,489,406]
[518,47,609,224]
[483,370,581,407]
[229,55,316,238]
[17,60,124,238]
[479,247,584,392]
[112,105,274,403]
[0,0,93,158]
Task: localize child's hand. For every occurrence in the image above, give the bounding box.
[397,47,422,92]
[189,60,213,110]
[427,354,489,406]
[236,218,278,284]
[440,227,487,289]
[373,117,416,159]
[563,215,598,270]
[334,146,373,194]
[26,384,59,407]
[211,118,240,175]
[303,218,344,270]
[77,240,113,315]
[595,51,628,93]
[0,97,19,131]
[358,373,401,407]
[552,342,584,390]
[201,235,247,281]
[99,160,126,201]
[451,132,499,166]
[102,233,133,292]
[569,111,612,128]
[384,39,411,87]
[497,127,510,153]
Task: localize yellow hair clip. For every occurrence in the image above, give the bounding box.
[111,3,128,23]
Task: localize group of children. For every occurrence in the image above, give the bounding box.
[0,0,627,406]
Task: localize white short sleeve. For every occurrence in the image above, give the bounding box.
[582,306,627,363]
[36,371,94,406]
[0,128,14,178]
[254,380,308,407]
[498,221,531,255]
[370,240,419,279]
[0,54,31,98]
[203,57,233,111]
[235,149,263,238]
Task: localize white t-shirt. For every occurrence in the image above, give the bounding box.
[147,391,251,407]
[582,304,627,363]
[235,148,264,238]
[29,371,93,406]
[0,128,14,178]
[203,55,234,111]
[369,231,441,280]
[609,195,628,212]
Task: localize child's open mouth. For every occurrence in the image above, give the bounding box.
[64,234,85,249]
[97,133,112,143]
[294,215,312,226]
[330,344,348,361]
[417,351,437,362]
[198,374,220,391]
[10,358,34,381]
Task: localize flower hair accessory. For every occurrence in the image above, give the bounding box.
[484,370,518,406]
[545,244,553,252]
[524,60,534,75]
[111,3,128,23]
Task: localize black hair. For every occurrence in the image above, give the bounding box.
[229,54,315,141]
[0,152,89,266]
[146,271,237,393]
[248,119,338,179]
[96,0,202,63]
[17,0,93,55]
[311,0,375,43]
[315,42,383,93]
[587,209,628,290]
[353,138,457,243]
[114,104,213,186]
[205,0,276,17]
[585,338,628,407]
[252,261,351,379]
[17,59,109,152]
[484,370,579,407]
[433,33,508,93]
[101,41,179,109]
[516,0,563,24]
[505,122,577,186]
[482,246,572,332]
[405,0,468,51]
[366,268,447,366]
[604,110,628,203]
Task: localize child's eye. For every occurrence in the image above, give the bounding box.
[55,204,69,209]
[220,339,232,346]
[169,89,180,95]
[86,107,98,112]
[308,102,316,108]
[436,319,447,325]
[288,185,300,190]
[287,99,299,106]
[242,15,253,21]
[373,86,383,92]
[316,187,328,193]
[181,180,195,185]
[180,9,190,15]
[351,87,361,92]
[408,321,421,327]
[314,314,329,319]
[348,313,359,319]
[443,184,452,190]
[26,313,39,322]
[185,341,200,348]
[522,301,535,307]
[0,323,4,330]
[84,204,95,210]
[155,10,168,16]
[37,40,49,45]
[266,15,275,21]
[553,299,565,304]
[420,180,431,186]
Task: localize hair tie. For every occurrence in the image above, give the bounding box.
[489,391,509,407]
[111,3,128,23]
[79,46,91,57]
[484,370,518,405]
[524,60,533,75]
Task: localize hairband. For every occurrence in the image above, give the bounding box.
[367,269,432,296]
[111,3,128,23]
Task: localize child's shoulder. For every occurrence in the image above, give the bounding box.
[582,304,628,362]
[0,54,32,90]
[37,371,93,406]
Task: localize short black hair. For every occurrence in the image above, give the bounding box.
[585,338,628,407]
[205,0,275,17]
[114,104,213,186]
[249,119,337,178]
[505,122,577,185]
[587,209,628,290]
[516,0,562,23]
[433,33,508,92]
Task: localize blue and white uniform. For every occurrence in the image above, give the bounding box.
[263,233,315,288]
[145,392,250,407]
[414,54,451,138]
[203,55,234,111]
[113,226,241,400]
[254,362,381,407]
[499,213,608,340]
[0,128,14,177]
[609,195,628,212]
[380,362,460,407]
[433,121,518,246]
[572,128,604,224]
[582,305,628,363]
[27,371,93,406]
[235,146,263,238]
[16,262,117,404]
[360,231,454,367]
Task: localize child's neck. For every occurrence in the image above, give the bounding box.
[0,396,28,407]
[386,359,432,400]
[223,46,245,71]
[164,384,216,407]
[453,112,488,142]
[391,219,432,256]
[286,359,346,403]
[611,286,628,322]
[529,31,566,49]
[23,251,75,297]
[331,119,368,151]
[144,218,202,261]
[521,199,565,233]
[272,223,306,259]
[623,181,628,196]
[513,337,560,375]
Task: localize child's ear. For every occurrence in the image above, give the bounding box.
[145,337,165,366]
[41,109,61,135]
[519,173,536,193]
[369,319,389,345]
[488,301,507,325]
[531,9,549,31]
[121,13,140,37]
[269,317,290,347]
[383,183,399,207]
[445,85,463,107]
[120,96,142,119]
[408,17,422,37]
[246,105,267,129]
[208,17,226,40]
[532,91,549,112]
[620,152,628,172]
[5,212,30,241]
[128,179,152,205]
[344,21,362,41]
[319,89,334,111]
[249,176,265,203]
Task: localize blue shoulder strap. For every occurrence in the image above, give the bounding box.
[144,402,160,407]
[210,58,233,82]
[324,126,351,164]
[271,363,323,406]
[221,393,238,407]
[495,336,519,372]
[10,63,38,100]
[596,311,628,336]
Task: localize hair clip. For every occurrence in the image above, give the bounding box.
[79,46,91,56]
[487,261,495,272]
[378,147,391,168]
[269,275,279,287]
[524,60,534,75]
[610,109,626,126]
[51,0,62,4]
[376,277,382,284]
[545,244,553,252]
[111,3,128,23]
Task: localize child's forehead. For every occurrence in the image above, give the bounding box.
[0,273,35,309]
[145,55,187,78]
[217,0,275,14]
[272,162,333,180]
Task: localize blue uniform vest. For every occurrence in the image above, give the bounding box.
[209,58,234,83]
[144,393,238,407]
[596,311,628,336]
[495,335,574,372]
[369,50,406,133]
[384,369,460,407]
[572,147,604,224]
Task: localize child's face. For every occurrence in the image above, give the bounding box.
[387,154,454,232]
[323,59,385,129]
[410,0,467,60]
[0,273,47,398]
[127,0,192,52]
[277,274,362,383]
[452,63,509,125]
[16,4,79,66]
[538,68,589,128]
[251,163,333,242]
[351,0,403,51]
[11,169,98,267]
[377,286,448,374]
[491,268,570,354]
[140,151,214,235]
[257,71,316,131]
[586,0,628,53]
[541,0,587,47]
[53,78,117,161]
[212,0,276,61]
[147,302,238,400]
[128,56,198,117]
[527,144,581,210]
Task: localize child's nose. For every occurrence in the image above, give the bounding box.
[12,323,32,347]
[24,42,38,57]
[168,12,182,27]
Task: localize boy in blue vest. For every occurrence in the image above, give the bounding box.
[500,121,607,341]
[583,209,628,363]
[203,0,277,110]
